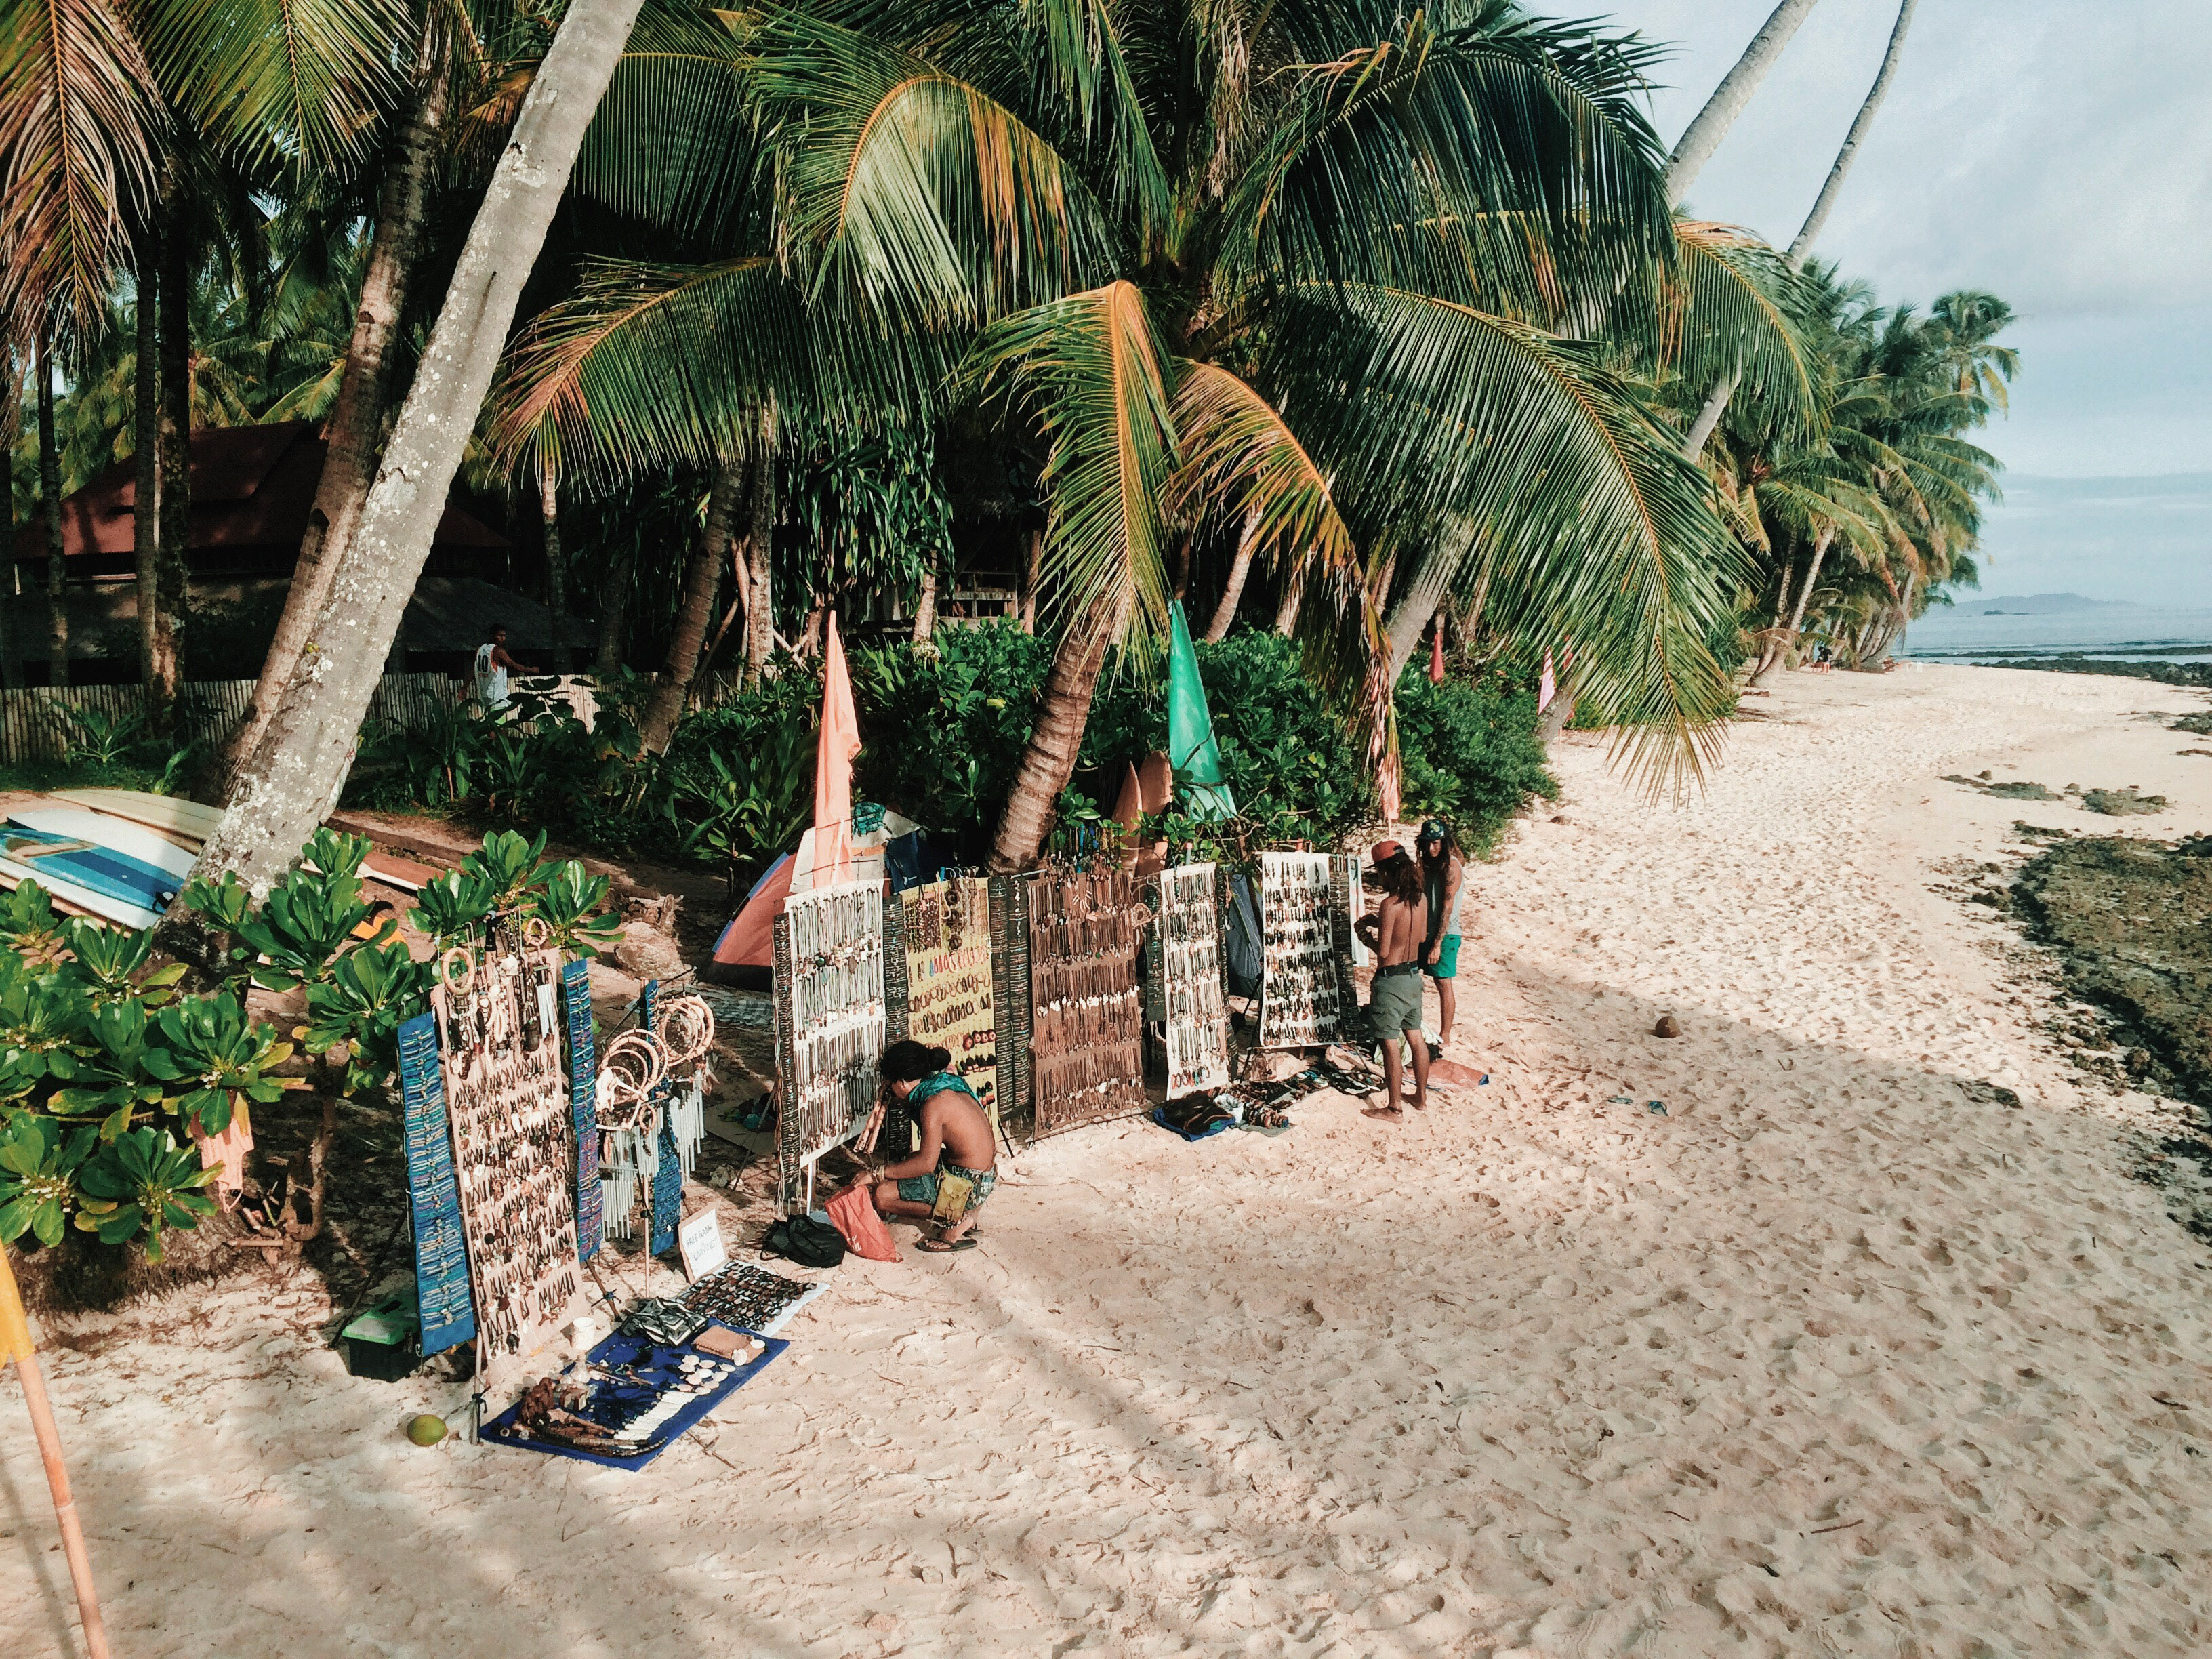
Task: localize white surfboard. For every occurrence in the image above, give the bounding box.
[47,789,223,845]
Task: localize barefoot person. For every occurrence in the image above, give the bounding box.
[1354,842,1431,1112]
[1416,819,1465,1059]
[865,1040,998,1252]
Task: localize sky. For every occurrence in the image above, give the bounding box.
[1601,0,2212,607]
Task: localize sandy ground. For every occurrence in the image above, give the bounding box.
[7,662,2212,1659]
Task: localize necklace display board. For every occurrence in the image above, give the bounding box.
[1257,851,1349,1049]
[886,876,999,1117]
[398,1010,476,1357]
[560,958,602,1261]
[1024,866,1148,1137]
[1155,862,1233,1097]
[773,879,886,1212]
[992,873,1029,1137]
[429,946,586,1394]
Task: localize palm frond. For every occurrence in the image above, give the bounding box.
[755,10,1111,325]
[571,0,758,243]
[1658,222,1818,436]
[1268,282,1748,796]
[138,0,410,182]
[963,281,1175,661]
[0,0,159,329]
[1217,3,1674,328]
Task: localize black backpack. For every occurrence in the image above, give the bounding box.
[762,1214,846,1269]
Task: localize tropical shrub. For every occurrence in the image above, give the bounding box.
[1,823,625,1264]
[1395,670,1559,855]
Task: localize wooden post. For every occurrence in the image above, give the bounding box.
[1,1246,111,1659]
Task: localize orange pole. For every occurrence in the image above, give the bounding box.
[1,1246,112,1659]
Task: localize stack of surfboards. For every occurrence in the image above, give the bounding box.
[0,790,445,931]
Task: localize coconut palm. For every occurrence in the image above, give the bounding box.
[495,0,1811,866]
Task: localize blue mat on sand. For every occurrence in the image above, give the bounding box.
[1151,1107,1237,1144]
[482,1323,787,1469]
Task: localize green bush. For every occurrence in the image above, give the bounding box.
[1395,668,1557,854]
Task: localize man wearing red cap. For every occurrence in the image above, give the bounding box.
[1355,840,1431,1111]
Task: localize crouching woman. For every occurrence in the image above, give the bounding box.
[865,1040,998,1253]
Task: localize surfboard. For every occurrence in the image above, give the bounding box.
[8,808,197,886]
[46,788,224,844]
[0,855,162,930]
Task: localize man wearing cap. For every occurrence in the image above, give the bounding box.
[1353,840,1431,1112]
[1416,819,1465,1059]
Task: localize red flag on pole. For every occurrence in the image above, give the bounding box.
[811,614,863,886]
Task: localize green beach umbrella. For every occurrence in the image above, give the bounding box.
[1168,601,1237,823]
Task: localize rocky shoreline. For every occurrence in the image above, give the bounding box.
[1978,654,2212,688]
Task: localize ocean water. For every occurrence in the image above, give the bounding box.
[1900,596,2212,665]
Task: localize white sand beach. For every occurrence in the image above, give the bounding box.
[7,662,2212,1659]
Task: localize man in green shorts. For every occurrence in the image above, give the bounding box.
[865,1040,998,1252]
[1354,840,1431,1112]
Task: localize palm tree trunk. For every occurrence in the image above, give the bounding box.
[1751,526,1834,685]
[539,458,565,668]
[595,548,631,676]
[743,410,778,676]
[1788,0,1919,263]
[640,453,745,752]
[36,331,67,687]
[1382,552,1455,683]
[1536,668,1577,747]
[152,173,191,717]
[180,0,647,903]
[912,565,939,650]
[134,251,163,692]
[987,594,1126,872]
[1273,568,1304,636]
[221,22,449,787]
[1666,0,1825,201]
[1204,510,1258,642]
[1018,527,1041,634]
[1681,0,1917,457]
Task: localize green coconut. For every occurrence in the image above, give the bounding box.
[405,1414,448,1447]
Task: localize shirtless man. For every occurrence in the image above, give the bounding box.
[1354,840,1431,1112]
[864,1040,998,1252]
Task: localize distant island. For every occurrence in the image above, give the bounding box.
[1965,593,2132,616]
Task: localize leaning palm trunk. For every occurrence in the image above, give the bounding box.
[1665,0,1824,201]
[36,332,66,684]
[742,407,777,677]
[595,548,631,676]
[1273,569,1304,637]
[1381,551,1457,683]
[1681,0,1918,458]
[221,29,449,788]
[640,454,746,752]
[184,0,647,900]
[988,594,1128,872]
[1204,510,1259,642]
[1750,525,1834,686]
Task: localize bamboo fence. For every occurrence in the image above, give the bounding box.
[0,673,463,764]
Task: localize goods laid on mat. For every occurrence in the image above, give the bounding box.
[1158,862,1231,1098]
[594,983,716,1246]
[892,876,998,1111]
[1025,867,1147,1137]
[429,944,586,1390]
[1258,851,1347,1049]
[482,1325,785,1469]
[677,1261,827,1336]
[773,880,886,1210]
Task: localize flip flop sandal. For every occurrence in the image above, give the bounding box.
[918,1235,979,1253]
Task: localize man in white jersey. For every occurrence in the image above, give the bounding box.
[472,623,537,714]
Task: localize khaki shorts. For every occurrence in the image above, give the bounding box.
[1368,968,1424,1038]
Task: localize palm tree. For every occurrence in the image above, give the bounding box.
[496,0,1803,867]
[182,0,649,903]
